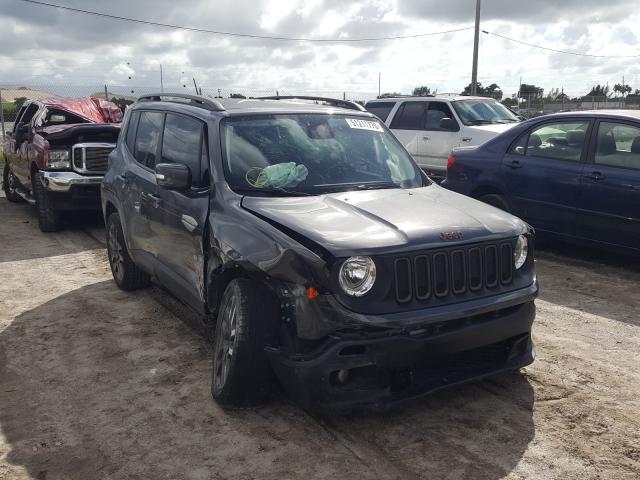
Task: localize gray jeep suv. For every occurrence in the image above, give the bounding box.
[101,94,538,411]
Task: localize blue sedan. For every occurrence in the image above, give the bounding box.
[442,110,640,253]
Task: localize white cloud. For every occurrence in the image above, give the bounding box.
[0,0,639,99]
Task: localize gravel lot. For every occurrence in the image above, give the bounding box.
[1,195,639,480]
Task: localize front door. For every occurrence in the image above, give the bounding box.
[389,101,426,167]
[150,113,210,313]
[501,119,591,236]
[419,101,461,174]
[578,119,640,251]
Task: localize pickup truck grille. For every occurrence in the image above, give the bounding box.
[394,241,514,304]
[72,143,116,174]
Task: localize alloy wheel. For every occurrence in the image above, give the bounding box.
[213,292,238,393]
[108,222,125,283]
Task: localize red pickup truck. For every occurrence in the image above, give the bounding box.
[2,97,121,231]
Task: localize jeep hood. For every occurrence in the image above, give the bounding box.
[241,185,526,257]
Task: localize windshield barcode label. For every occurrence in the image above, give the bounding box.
[345,118,383,132]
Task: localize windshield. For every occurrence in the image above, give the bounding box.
[452,100,520,126]
[221,114,427,196]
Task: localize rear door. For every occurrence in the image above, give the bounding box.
[13,103,40,184]
[501,119,591,235]
[389,101,426,166]
[419,101,461,174]
[151,113,210,313]
[578,119,640,250]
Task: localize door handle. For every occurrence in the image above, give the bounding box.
[462,137,472,142]
[422,135,430,141]
[583,171,605,182]
[507,160,522,169]
[141,192,161,208]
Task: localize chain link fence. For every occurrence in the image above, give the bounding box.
[3,82,640,140]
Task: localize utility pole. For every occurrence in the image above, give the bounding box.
[378,72,381,98]
[0,89,5,139]
[160,64,164,93]
[104,84,109,101]
[470,0,481,96]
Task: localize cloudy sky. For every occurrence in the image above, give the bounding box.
[1,0,639,99]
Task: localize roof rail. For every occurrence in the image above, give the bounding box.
[137,93,225,112]
[255,95,366,112]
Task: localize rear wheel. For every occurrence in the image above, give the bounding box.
[3,164,24,203]
[106,212,150,291]
[478,193,509,212]
[32,172,62,232]
[211,279,278,408]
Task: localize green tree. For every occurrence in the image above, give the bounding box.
[613,83,632,98]
[13,97,28,108]
[110,97,134,110]
[229,93,246,99]
[586,84,609,98]
[519,84,544,100]
[378,92,402,98]
[412,86,432,96]
[461,82,502,100]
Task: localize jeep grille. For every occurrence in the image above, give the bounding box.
[393,241,514,304]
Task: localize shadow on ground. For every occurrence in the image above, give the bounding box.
[0,280,534,479]
[0,198,105,263]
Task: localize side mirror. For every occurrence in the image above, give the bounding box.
[439,118,458,131]
[49,114,67,123]
[155,163,191,190]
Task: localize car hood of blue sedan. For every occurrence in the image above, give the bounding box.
[241,185,528,257]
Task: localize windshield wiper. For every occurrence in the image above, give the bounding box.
[466,120,494,125]
[319,181,401,192]
[234,187,312,197]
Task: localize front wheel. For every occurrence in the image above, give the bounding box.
[31,172,62,232]
[106,212,150,291]
[211,279,278,408]
[3,164,24,203]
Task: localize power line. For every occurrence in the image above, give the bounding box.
[483,30,640,59]
[19,0,474,42]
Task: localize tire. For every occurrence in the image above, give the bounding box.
[3,164,24,203]
[478,193,510,212]
[31,172,62,232]
[106,212,150,291]
[211,279,278,408]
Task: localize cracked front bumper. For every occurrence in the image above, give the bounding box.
[267,298,536,412]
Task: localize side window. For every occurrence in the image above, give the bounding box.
[424,102,456,130]
[18,103,39,125]
[161,113,204,187]
[134,111,164,169]
[125,111,140,154]
[390,102,427,130]
[595,121,640,171]
[365,102,396,122]
[525,121,589,162]
[13,106,27,131]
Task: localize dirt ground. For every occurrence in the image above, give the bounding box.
[1,195,639,480]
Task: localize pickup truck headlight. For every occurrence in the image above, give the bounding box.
[47,149,71,169]
[514,235,528,269]
[339,256,376,297]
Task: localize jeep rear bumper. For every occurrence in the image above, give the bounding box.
[266,298,535,412]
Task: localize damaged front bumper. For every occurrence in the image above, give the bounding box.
[266,283,537,412]
[39,171,103,210]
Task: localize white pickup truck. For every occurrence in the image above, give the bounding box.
[365,96,521,176]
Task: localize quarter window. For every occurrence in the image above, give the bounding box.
[125,111,139,154]
[133,111,164,169]
[390,102,427,130]
[161,113,204,186]
[365,102,396,121]
[524,121,589,162]
[594,122,640,171]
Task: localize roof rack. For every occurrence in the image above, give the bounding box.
[255,95,366,112]
[137,93,225,112]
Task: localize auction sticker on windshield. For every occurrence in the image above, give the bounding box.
[345,118,384,132]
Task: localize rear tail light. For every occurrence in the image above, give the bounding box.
[447,155,456,169]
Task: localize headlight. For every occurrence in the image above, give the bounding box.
[339,256,376,297]
[514,235,528,269]
[47,150,71,169]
